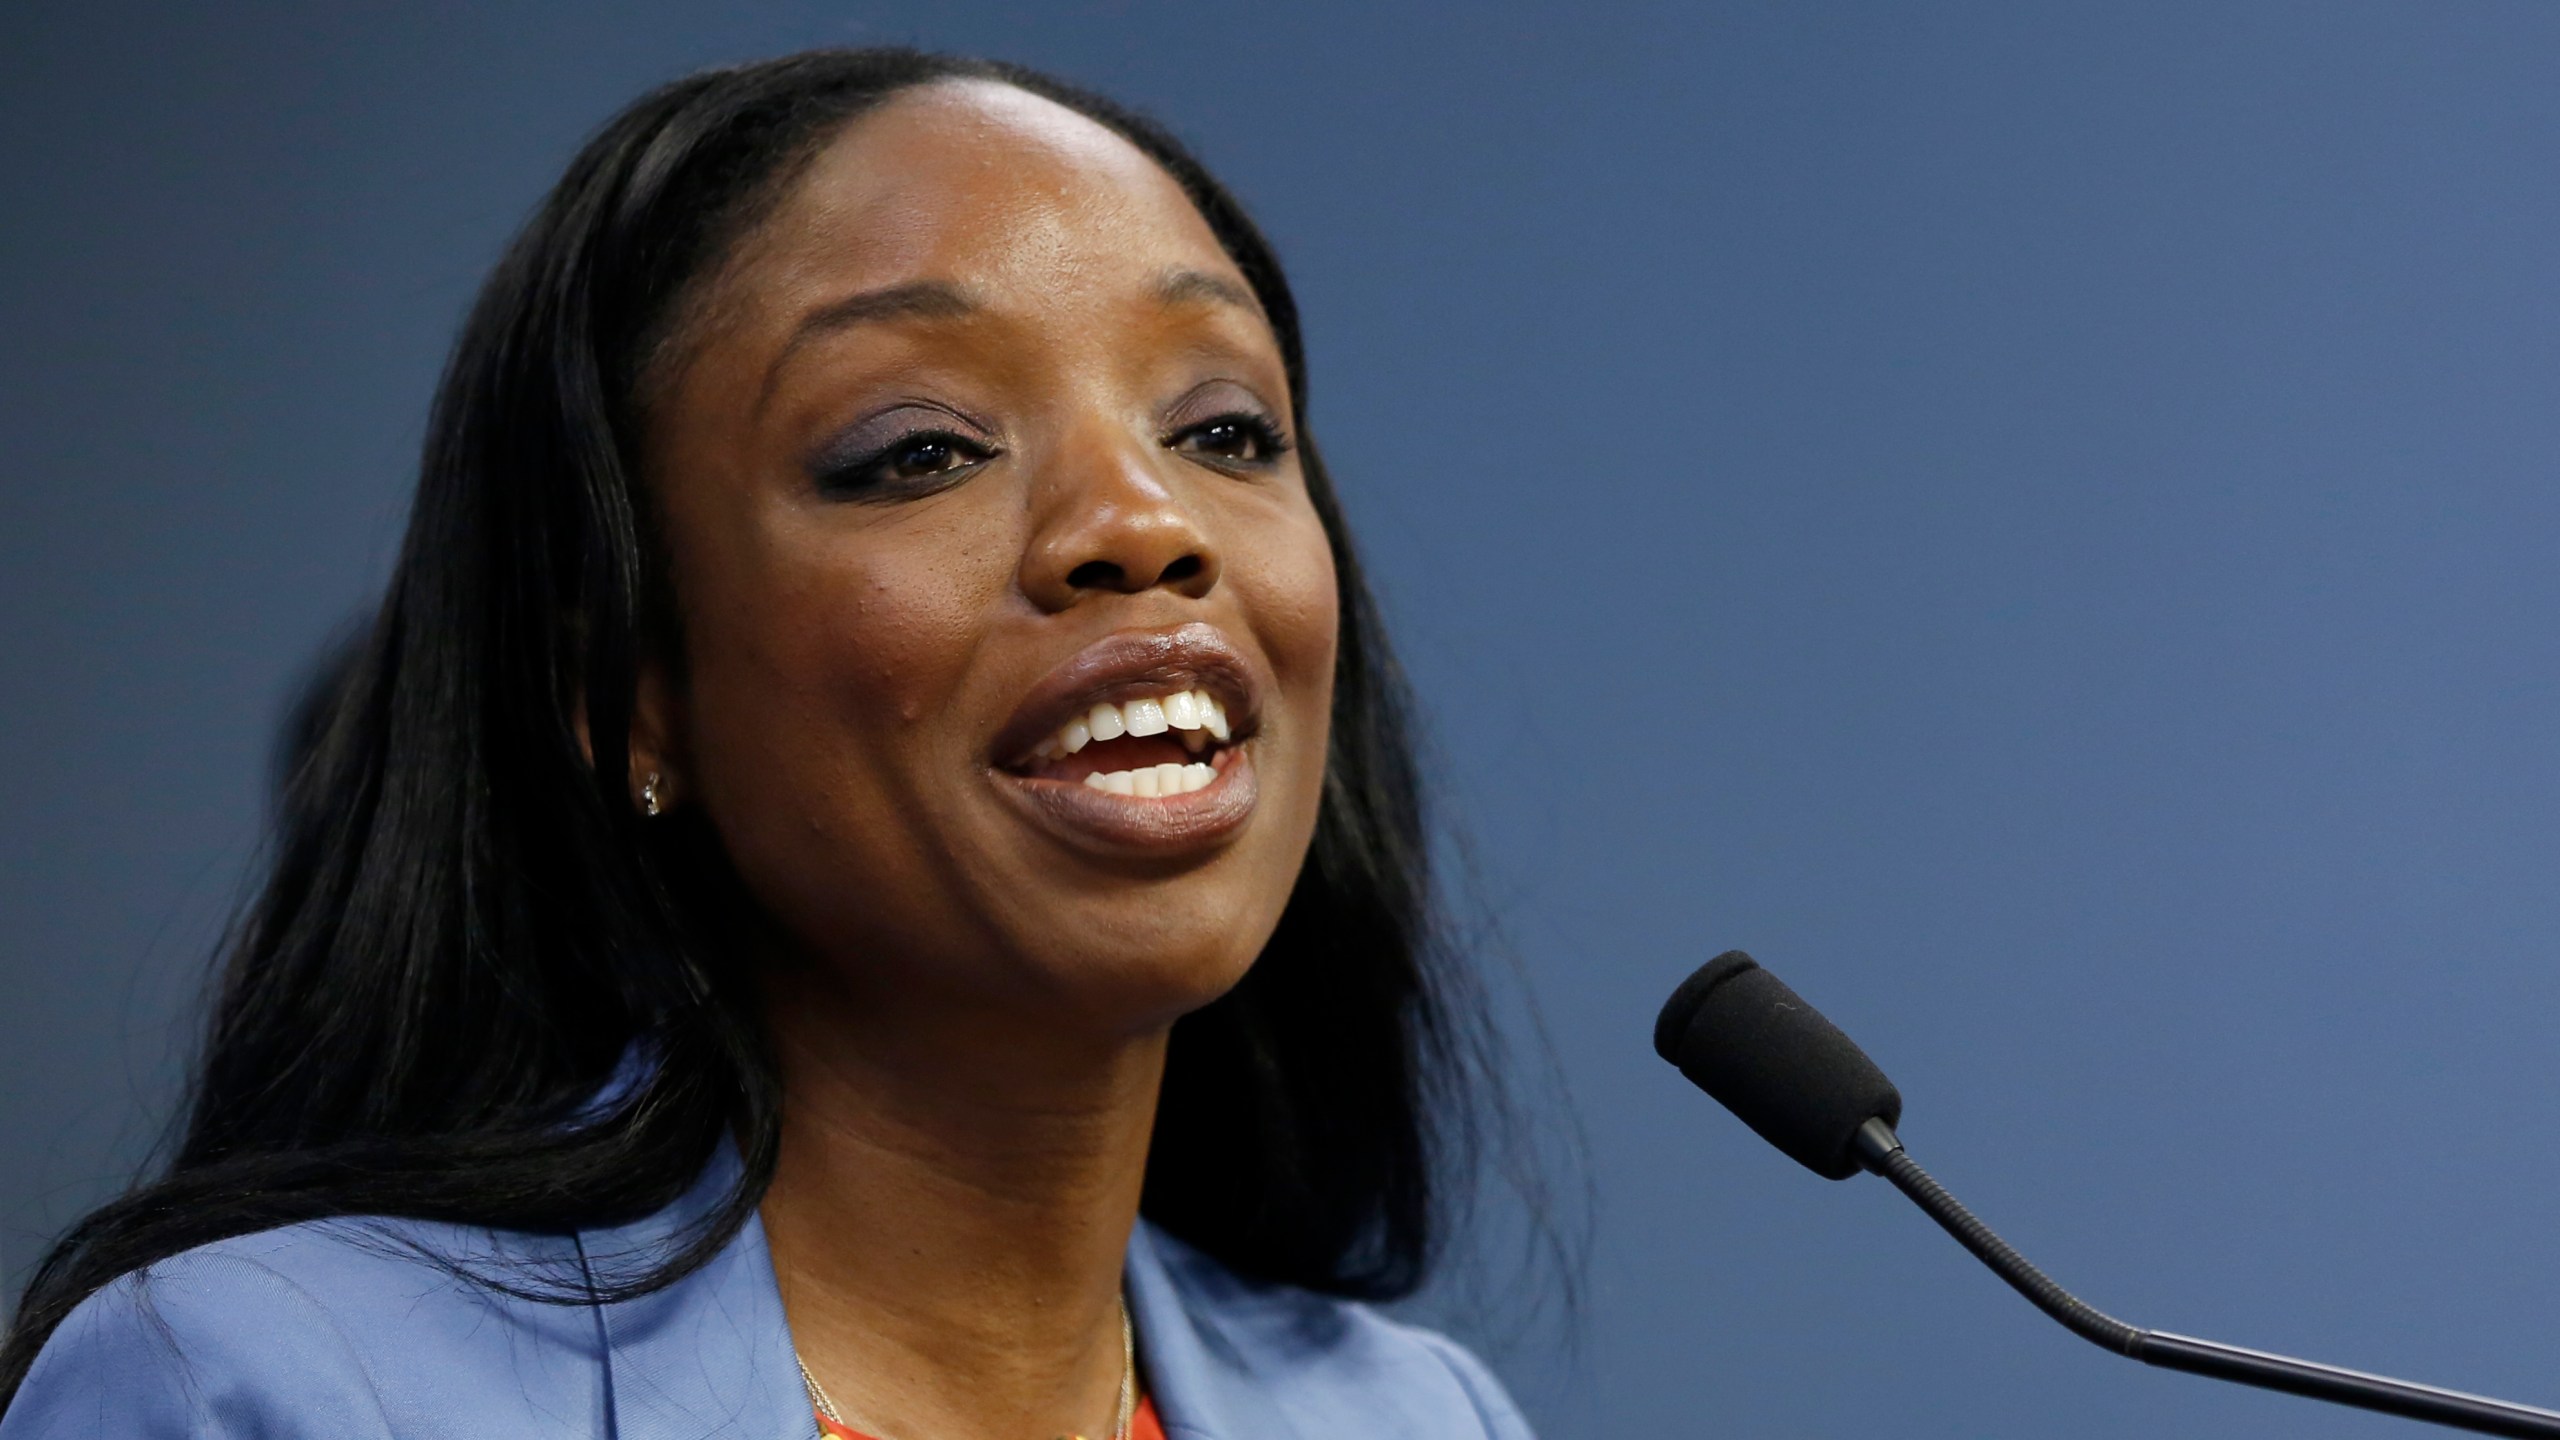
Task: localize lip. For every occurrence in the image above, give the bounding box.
[1000,743,1261,856]
[988,622,1266,857]
[989,622,1263,768]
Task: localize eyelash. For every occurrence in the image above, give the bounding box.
[1167,411,1292,468]
[813,429,997,498]
[812,409,1291,499]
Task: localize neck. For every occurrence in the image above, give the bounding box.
[759,967,1161,1440]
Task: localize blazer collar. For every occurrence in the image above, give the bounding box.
[576,1147,1300,1440]
[578,1145,806,1440]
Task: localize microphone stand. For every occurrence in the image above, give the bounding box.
[1850,1118,2560,1439]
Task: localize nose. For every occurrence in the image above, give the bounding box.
[1019,431,1221,613]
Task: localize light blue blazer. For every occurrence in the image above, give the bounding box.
[1,1149,1532,1439]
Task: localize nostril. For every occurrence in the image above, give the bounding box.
[1156,555,1203,586]
[1067,560,1124,590]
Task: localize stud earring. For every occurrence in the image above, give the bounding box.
[639,773,665,817]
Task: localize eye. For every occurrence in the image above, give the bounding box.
[1168,412,1290,468]
[877,433,975,480]
[814,428,997,498]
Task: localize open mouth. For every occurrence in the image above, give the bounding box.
[1007,688,1239,798]
[989,624,1265,853]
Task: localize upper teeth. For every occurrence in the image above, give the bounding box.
[1032,688,1231,760]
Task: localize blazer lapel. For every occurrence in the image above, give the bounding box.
[579,1148,810,1440]
[571,1153,1335,1440]
[1125,1223,1315,1440]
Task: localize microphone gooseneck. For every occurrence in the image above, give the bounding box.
[1847,1117,2141,1355]
[1657,951,2560,1439]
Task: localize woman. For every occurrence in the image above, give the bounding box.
[0,46,1534,1440]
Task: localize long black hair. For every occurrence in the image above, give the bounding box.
[2,47,1491,1406]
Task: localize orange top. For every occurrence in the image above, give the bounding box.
[817,1395,1165,1440]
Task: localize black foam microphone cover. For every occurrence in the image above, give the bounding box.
[1654,950,1903,1180]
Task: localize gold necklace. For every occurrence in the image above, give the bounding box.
[798,1299,1136,1440]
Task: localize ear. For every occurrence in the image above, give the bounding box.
[625,659,685,814]
[573,659,687,816]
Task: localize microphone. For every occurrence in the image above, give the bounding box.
[1655,950,2560,1438]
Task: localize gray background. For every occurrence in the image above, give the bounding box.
[6,2,2558,1435]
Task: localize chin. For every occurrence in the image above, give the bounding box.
[1022,912,1272,1033]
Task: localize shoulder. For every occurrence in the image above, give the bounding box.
[2,1217,604,1440]
[1130,1223,1535,1440]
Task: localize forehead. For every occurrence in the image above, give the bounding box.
[725,78,1245,319]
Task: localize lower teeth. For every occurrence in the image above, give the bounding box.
[1084,762,1216,797]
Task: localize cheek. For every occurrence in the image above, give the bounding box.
[675,505,1015,855]
[1244,503,1341,706]
[1222,495,1341,843]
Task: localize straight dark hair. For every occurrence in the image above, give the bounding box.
[2,47,1490,1407]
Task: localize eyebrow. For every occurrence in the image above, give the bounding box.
[797,279,979,338]
[756,269,1259,411]
[1153,267,1259,314]
[761,280,980,405]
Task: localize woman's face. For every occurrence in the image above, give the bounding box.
[637,80,1338,1036]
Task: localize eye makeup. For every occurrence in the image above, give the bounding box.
[1159,380,1292,472]
[806,401,1001,500]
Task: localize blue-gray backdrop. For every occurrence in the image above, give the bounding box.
[5,3,2557,1435]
